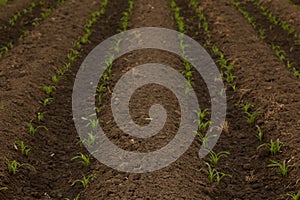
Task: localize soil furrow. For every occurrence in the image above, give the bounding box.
[11,1,129,198]
[0,0,109,199]
[80,0,214,199]
[196,0,300,199]
[0,0,299,199]
[259,0,300,34]
[234,0,300,73]
[0,0,65,60]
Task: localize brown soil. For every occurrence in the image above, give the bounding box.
[290,0,300,6]
[235,0,300,72]
[0,0,299,199]
[260,0,300,33]
[0,0,119,199]
[0,0,63,57]
[82,0,213,199]
[0,0,34,24]
[198,0,300,199]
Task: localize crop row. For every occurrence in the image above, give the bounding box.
[171,0,233,184]
[171,0,299,198]
[68,0,134,198]
[0,0,111,197]
[0,0,65,60]
[231,0,300,79]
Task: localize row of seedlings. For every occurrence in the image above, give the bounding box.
[171,0,232,184]
[231,0,300,79]
[0,0,108,197]
[68,0,135,199]
[198,0,298,198]
[0,0,66,60]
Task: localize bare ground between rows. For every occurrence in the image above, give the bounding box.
[0,0,116,199]
[81,0,215,199]
[197,0,300,199]
[0,0,63,53]
[237,0,300,71]
[0,0,34,24]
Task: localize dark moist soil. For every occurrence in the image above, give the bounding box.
[198,0,300,199]
[0,0,62,54]
[0,0,299,199]
[290,0,300,6]
[81,0,214,199]
[236,0,300,71]
[0,0,33,24]
[0,0,104,196]
[0,0,128,199]
[177,1,274,199]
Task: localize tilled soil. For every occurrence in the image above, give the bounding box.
[0,0,64,56]
[0,0,299,199]
[259,0,300,33]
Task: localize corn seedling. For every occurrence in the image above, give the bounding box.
[37,112,45,122]
[196,131,217,148]
[257,139,284,155]
[268,160,291,177]
[287,61,293,69]
[0,186,8,191]
[28,122,48,136]
[197,108,210,122]
[240,103,254,113]
[95,107,101,114]
[201,162,231,183]
[67,49,79,63]
[43,86,56,96]
[71,153,91,166]
[287,192,300,200]
[231,84,237,92]
[4,158,34,175]
[258,29,266,39]
[51,75,59,83]
[56,68,64,76]
[201,162,215,183]
[40,97,54,107]
[71,174,97,188]
[209,151,230,165]
[256,125,263,141]
[14,141,31,156]
[225,72,236,84]
[196,131,208,147]
[199,121,211,133]
[87,119,99,130]
[64,62,71,70]
[64,193,80,200]
[246,111,260,124]
[97,84,106,93]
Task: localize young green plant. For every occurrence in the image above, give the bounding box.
[71,153,91,166]
[14,141,31,156]
[209,151,230,165]
[287,191,300,200]
[257,139,284,155]
[268,160,291,177]
[71,174,97,189]
[4,158,34,175]
[28,121,48,136]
